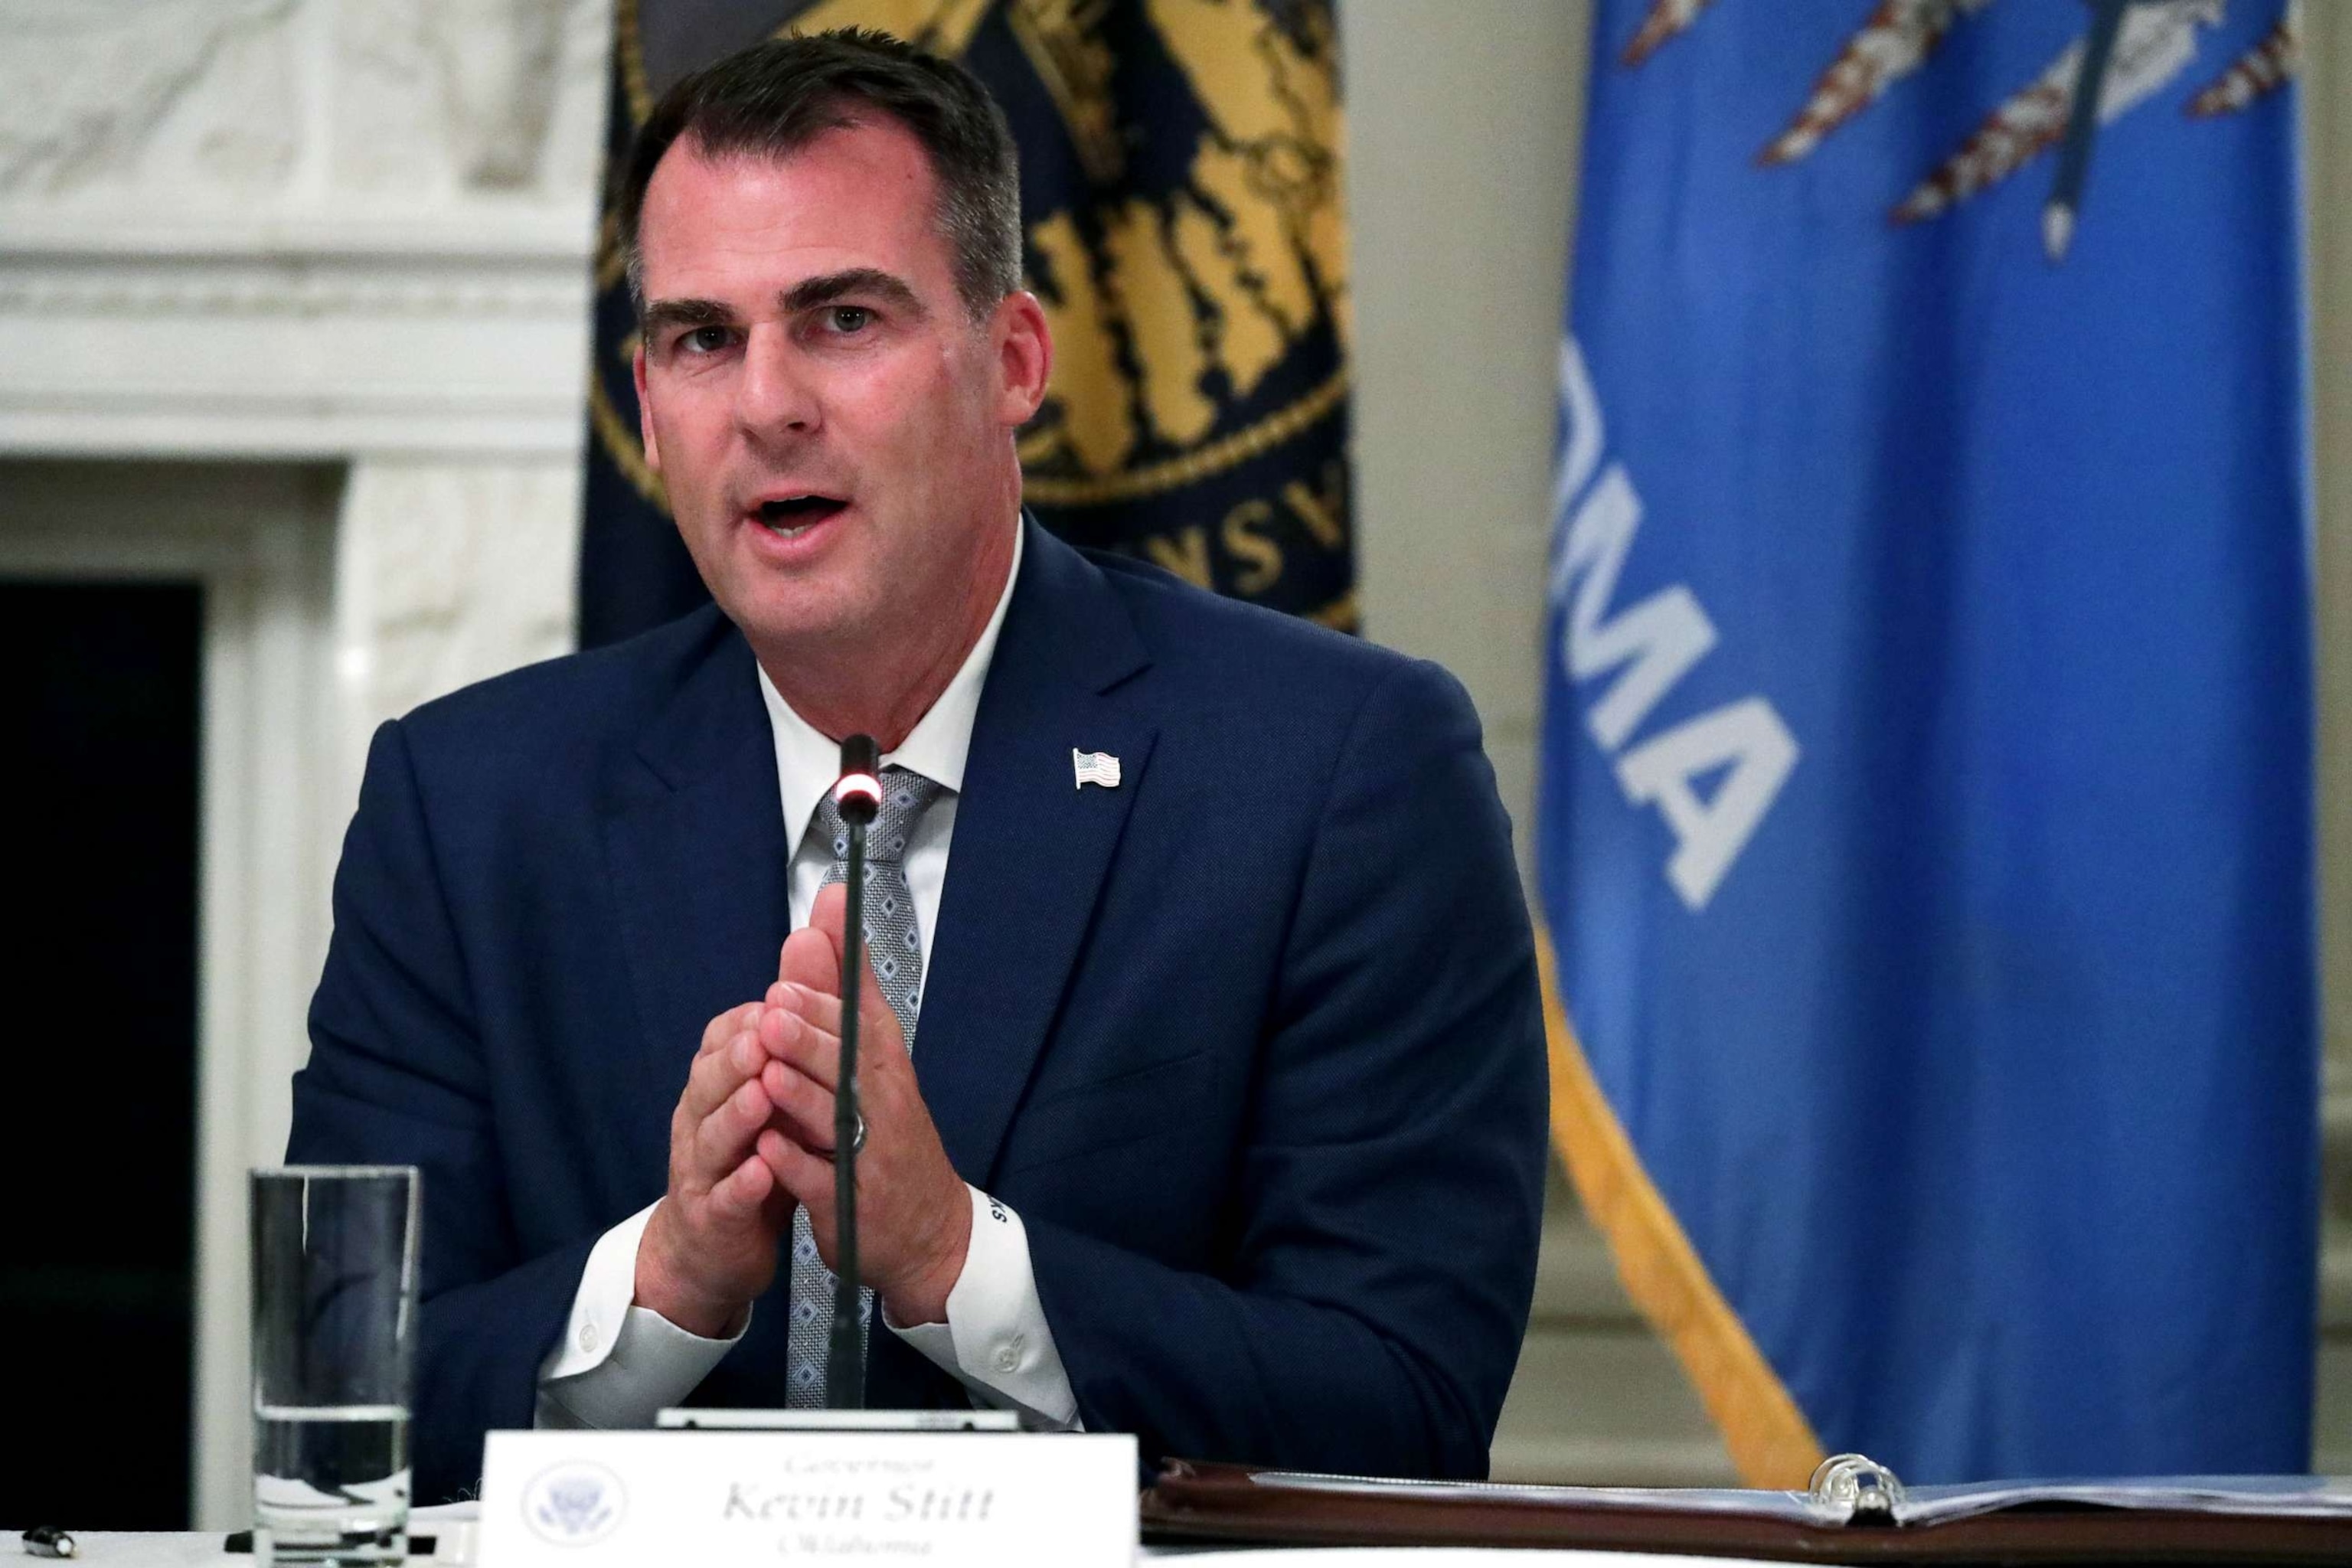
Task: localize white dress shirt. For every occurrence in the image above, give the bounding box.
[536,522,1079,1430]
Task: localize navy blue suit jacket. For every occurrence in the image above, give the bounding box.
[290,522,1548,1503]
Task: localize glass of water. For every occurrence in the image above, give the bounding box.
[250,1166,419,1566]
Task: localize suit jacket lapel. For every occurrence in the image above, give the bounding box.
[600,616,792,1186]
[919,523,1156,1186]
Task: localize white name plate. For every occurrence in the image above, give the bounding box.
[480,1428,1138,1566]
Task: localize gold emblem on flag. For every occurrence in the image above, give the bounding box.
[779,0,1348,506]
[1620,0,2298,256]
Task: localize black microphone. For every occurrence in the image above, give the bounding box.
[827,735,881,1408]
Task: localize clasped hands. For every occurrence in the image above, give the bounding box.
[634,882,972,1338]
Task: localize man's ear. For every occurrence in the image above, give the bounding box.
[632,341,662,472]
[993,291,1054,427]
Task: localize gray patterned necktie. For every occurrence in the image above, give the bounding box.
[785,765,942,1406]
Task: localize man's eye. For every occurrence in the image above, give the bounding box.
[827,306,874,334]
[679,325,731,354]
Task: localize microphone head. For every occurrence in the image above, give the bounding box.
[835,735,882,825]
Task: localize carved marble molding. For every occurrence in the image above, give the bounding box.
[0,240,584,317]
[338,0,606,198]
[0,0,305,201]
[333,455,582,763]
[0,0,610,461]
[0,226,593,457]
[0,0,606,211]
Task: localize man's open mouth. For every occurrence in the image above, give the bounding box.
[756,495,848,538]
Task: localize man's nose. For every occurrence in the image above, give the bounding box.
[733,322,819,436]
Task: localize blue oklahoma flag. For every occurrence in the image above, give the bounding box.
[1539,1,2314,1483]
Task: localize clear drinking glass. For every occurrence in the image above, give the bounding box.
[250,1166,420,1566]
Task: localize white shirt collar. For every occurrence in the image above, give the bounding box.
[756,518,1023,851]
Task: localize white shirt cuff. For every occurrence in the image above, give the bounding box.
[535,1200,746,1429]
[887,1186,1080,1429]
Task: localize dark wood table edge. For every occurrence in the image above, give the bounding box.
[1139,1459,2352,1565]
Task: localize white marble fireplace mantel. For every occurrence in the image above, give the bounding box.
[0,0,616,1529]
[0,213,593,457]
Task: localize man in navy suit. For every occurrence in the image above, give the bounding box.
[290,29,1547,1504]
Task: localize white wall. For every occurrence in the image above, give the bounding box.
[2308,7,2352,1111]
[1345,2,1592,884]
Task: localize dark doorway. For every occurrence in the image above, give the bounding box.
[0,580,202,1528]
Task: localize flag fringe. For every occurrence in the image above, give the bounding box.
[1536,928,1823,1488]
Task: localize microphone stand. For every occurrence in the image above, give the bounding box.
[828,736,881,1410]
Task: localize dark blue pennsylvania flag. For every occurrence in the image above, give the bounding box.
[1540,1,2314,1484]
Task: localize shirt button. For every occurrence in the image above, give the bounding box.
[995,1339,1021,1373]
[579,1322,601,1353]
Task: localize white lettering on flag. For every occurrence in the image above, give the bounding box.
[1550,337,1800,911]
[1616,698,1801,910]
[1553,464,1719,751]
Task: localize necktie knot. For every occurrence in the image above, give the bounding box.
[812,764,942,865]
[812,763,939,1041]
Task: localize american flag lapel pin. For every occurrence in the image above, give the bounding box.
[1072,748,1122,790]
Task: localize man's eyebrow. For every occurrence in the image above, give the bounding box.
[639,298,736,337]
[782,268,926,318]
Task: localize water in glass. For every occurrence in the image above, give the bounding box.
[253,1403,410,1563]
[250,1166,419,1566]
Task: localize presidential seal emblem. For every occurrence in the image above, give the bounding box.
[522,1460,628,1546]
